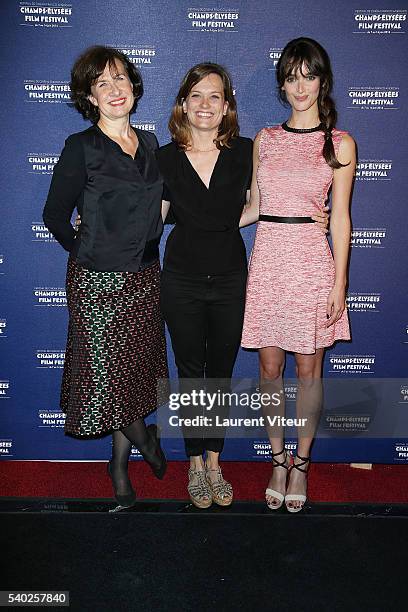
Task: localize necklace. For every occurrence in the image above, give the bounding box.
[282,121,323,134]
[189,146,218,153]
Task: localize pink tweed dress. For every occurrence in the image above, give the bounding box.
[241,125,350,354]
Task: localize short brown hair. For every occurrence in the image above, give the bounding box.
[169,63,239,149]
[70,45,143,123]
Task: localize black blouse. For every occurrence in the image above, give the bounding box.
[156,136,253,275]
[43,125,163,273]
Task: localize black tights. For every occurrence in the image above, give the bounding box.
[109,418,159,496]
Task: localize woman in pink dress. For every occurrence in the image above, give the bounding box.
[241,38,356,512]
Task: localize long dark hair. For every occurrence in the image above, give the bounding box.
[169,62,239,149]
[277,37,345,169]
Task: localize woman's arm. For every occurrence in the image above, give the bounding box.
[326,133,356,326]
[239,133,261,228]
[43,135,86,251]
[161,200,170,222]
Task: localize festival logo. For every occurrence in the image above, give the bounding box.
[186,8,240,32]
[323,414,371,433]
[351,228,387,248]
[31,222,57,243]
[27,154,59,175]
[347,87,399,110]
[36,350,65,368]
[355,160,392,181]
[400,384,408,404]
[268,48,283,70]
[33,287,67,307]
[346,293,381,313]
[0,254,4,274]
[24,80,71,104]
[38,409,65,428]
[404,325,408,344]
[19,2,74,28]
[130,120,157,132]
[0,440,14,457]
[252,441,295,458]
[0,380,11,399]
[109,44,157,66]
[394,442,408,461]
[130,447,142,459]
[328,355,376,374]
[353,9,406,34]
[0,319,7,339]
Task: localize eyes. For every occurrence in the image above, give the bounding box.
[189,93,222,101]
[285,74,317,83]
[96,74,127,88]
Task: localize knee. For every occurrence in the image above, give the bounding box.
[260,361,284,381]
[296,365,321,389]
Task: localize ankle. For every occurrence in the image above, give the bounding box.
[190,456,204,471]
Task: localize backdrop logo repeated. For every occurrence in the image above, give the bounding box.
[38,410,65,428]
[0,319,7,338]
[0,440,13,456]
[186,8,239,32]
[268,48,283,69]
[394,443,408,460]
[323,414,371,433]
[131,121,157,132]
[284,384,297,403]
[328,355,376,374]
[27,154,59,175]
[130,447,142,459]
[31,222,57,243]
[351,228,387,248]
[33,288,67,307]
[111,44,156,66]
[399,384,408,404]
[355,160,392,181]
[0,254,4,272]
[405,326,408,344]
[36,350,65,368]
[347,87,399,109]
[0,380,11,399]
[346,293,381,313]
[24,80,71,103]
[19,2,73,28]
[353,9,407,34]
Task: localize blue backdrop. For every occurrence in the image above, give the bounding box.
[1,0,407,463]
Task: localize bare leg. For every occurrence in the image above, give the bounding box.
[286,349,324,511]
[259,346,289,508]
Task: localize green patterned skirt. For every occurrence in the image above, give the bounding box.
[61,258,168,437]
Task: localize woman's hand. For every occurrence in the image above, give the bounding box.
[326,285,346,327]
[74,214,81,231]
[312,206,330,233]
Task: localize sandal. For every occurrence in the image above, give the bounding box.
[265,448,291,510]
[205,466,233,507]
[188,468,212,509]
[285,454,310,513]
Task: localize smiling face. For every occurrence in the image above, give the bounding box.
[88,59,135,121]
[281,63,321,114]
[182,73,228,133]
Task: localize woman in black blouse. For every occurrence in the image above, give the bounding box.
[43,46,167,509]
[156,64,252,508]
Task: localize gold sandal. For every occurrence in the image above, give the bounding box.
[205,466,233,507]
[188,468,212,509]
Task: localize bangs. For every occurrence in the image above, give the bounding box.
[283,54,319,79]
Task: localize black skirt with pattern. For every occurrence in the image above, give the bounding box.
[61,258,168,438]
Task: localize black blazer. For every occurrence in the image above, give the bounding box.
[43,125,163,272]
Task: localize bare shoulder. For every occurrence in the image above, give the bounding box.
[337,133,356,165]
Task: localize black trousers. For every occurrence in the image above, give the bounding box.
[160,269,247,457]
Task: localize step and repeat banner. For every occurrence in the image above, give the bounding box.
[1,0,407,463]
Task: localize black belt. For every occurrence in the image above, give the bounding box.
[259,215,315,224]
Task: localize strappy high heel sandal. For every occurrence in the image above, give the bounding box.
[205,466,233,507]
[188,468,212,509]
[285,454,310,513]
[265,448,291,510]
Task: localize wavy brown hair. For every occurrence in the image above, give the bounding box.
[277,37,346,169]
[70,45,143,123]
[169,63,239,149]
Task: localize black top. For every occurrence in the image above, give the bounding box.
[43,125,163,273]
[156,136,253,275]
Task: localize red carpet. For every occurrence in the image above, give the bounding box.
[1,461,407,503]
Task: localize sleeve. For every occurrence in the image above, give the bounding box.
[42,134,86,252]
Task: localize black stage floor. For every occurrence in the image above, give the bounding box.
[2,500,407,612]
